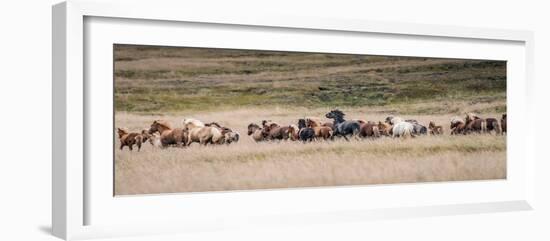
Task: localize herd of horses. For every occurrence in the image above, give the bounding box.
[117,109,507,151]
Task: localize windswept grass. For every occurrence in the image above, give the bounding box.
[115,109,506,195]
[113,45,506,195]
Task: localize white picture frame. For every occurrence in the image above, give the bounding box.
[52,0,535,240]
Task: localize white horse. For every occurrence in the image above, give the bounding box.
[386,116,404,125]
[182,118,223,146]
[391,118,415,138]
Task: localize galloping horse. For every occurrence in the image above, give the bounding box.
[205,122,240,144]
[389,119,415,138]
[377,121,393,136]
[183,118,223,146]
[428,121,444,135]
[247,123,265,142]
[450,117,467,135]
[359,121,380,138]
[148,120,187,147]
[325,109,360,140]
[306,118,333,140]
[117,128,147,151]
[264,123,293,141]
[465,113,487,134]
[297,118,315,142]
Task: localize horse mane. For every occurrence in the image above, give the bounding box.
[205,122,222,128]
[387,116,403,125]
[451,117,465,124]
[306,118,322,127]
[153,120,172,130]
[465,113,480,123]
[117,128,128,138]
[117,128,128,135]
[330,109,345,117]
[248,123,260,129]
[182,118,205,129]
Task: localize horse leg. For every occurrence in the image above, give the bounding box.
[343,135,350,141]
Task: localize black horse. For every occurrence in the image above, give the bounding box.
[408,122,427,135]
[325,109,360,140]
[297,119,315,142]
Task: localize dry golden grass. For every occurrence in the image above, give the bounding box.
[114,107,506,195]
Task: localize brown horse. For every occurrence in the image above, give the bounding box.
[359,122,380,138]
[428,121,443,135]
[117,128,147,151]
[148,120,188,147]
[464,113,487,134]
[377,121,392,136]
[263,123,293,140]
[501,114,507,134]
[306,118,333,140]
[450,118,467,135]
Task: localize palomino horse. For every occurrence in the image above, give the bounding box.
[428,121,444,135]
[205,122,240,144]
[183,118,223,146]
[247,123,265,142]
[117,128,147,151]
[306,118,333,140]
[325,109,360,140]
[147,120,187,147]
[501,114,507,134]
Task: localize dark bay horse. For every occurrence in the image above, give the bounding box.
[297,118,315,142]
[325,109,360,140]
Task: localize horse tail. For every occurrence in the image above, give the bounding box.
[372,126,380,138]
[353,123,360,136]
[402,125,414,138]
[481,120,487,133]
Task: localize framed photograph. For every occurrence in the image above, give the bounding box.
[53,0,535,240]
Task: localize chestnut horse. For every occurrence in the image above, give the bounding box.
[359,122,380,138]
[306,118,333,140]
[117,128,147,151]
[450,117,467,135]
[377,121,393,136]
[428,121,444,135]
[147,120,187,147]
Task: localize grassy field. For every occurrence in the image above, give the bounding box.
[114,45,506,195]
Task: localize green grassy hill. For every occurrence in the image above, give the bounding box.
[114,45,506,114]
